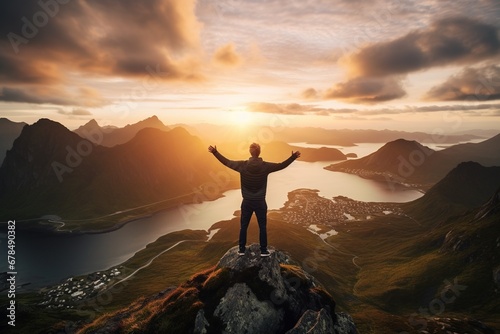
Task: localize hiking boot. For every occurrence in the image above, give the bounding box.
[238,248,246,256]
[260,249,271,257]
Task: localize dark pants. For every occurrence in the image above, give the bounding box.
[239,199,268,252]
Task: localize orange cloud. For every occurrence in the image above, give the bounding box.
[324,77,406,104]
[425,65,500,101]
[320,16,499,104]
[301,88,319,100]
[213,43,243,67]
[0,0,203,106]
[347,17,499,77]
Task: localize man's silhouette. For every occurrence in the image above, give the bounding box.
[208,143,300,257]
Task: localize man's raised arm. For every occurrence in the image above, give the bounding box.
[266,151,301,173]
[208,145,243,171]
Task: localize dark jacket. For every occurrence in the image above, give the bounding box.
[212,150,297,200]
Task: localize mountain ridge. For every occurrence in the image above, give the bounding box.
[0,119,231,224]
[184,123,485,147]
[74,115,170,147]
[325,134,500,189]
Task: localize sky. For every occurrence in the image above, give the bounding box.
[0,0,499,132]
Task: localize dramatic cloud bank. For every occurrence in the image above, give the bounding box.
[349,17,499,77]
[323,16,500,104]
[324,77,406,103]
[426,65,500,101]
[0,0,202,106]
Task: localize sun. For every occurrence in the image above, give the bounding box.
[230,109,256,128]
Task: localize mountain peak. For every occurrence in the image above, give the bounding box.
[25,118,75,138]
[74,119,101,134]
[81,244,357,334]
[33,117,65,127]
[383,138,432,151]
[84,119,100,127]
[135,115,165,127]
[448,161,484,175]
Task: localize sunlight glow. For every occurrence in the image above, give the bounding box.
[229,109,256,128]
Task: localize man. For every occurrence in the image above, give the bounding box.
[208,143,300,257]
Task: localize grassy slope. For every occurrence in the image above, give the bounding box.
[331,208,500,332]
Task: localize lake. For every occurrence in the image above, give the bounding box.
[0,152,423,289]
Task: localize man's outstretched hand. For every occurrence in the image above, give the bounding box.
[292,151,301,158]
[208,145,217,153]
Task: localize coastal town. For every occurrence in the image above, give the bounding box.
[38,266,127,309]
[279,188,403,226]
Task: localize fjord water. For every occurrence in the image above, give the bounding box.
[1,158,422,289]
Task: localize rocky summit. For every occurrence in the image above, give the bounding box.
[78,244,357,334]
[206,244,357,334]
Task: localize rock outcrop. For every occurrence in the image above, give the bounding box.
[79,244,357,334]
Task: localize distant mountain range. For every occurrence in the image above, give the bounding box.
[1,116,491,166]
[0,116,169,166]
[0,119,229,221]
[74,115,170,147]
[184,123,486,147]
[325,134,500,189]
[1,115,498,223]
[214,140,348,162]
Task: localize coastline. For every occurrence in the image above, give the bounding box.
[1,189,232,236]
[323,167,430,193]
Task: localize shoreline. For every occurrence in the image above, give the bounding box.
[323,167,430,193]
[1,190,231,236]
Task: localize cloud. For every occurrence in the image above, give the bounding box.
[0,54,63,84]
[347,16,500,77]
[316,16,500,104]
[0,0,203,106]
[57,108,92,116]
[0,87,70,105]
[0,86,108,107]
[247,102,358,115]
[246,101,500,117]
[425,65,500,101]
[324,77,407,103]
[213,43,243,67]
[247,102,307,115]
[301,88,319,100]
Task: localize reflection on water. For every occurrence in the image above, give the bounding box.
[0,160,423,289]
